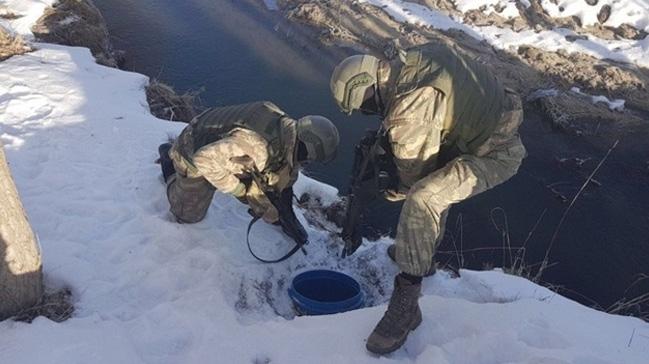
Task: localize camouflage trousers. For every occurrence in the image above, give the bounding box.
[166,173,216,224]
[394,90,526,276]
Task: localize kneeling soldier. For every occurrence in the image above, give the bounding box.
[158,101,339,225]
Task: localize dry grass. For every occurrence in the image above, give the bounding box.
[606,274,649,321]
[12,288,74,323]
[534,140,619,281]
[0,11,21,20]
[0,26,31,62]
[146,79,203,122]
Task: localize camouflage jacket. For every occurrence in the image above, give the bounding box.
[378,42,509,189]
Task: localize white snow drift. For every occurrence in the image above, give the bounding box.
[1,1,649,363]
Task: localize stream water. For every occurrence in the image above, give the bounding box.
[94,0,649,313]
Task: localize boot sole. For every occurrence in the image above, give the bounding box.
[366,308,423,355]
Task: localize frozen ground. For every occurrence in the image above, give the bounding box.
[358,0,649,68]
[1,1,649,363]
[0,0,56,37]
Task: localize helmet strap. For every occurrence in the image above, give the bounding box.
[296,141,310,163]
[359,85,381,115]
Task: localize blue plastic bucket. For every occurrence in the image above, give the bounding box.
[288,270,365,315]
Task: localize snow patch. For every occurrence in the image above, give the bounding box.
[540,0,649,32]
[452,0,527,19]
[293,172,339,207]
[358,0,649,69]
[570,86,626,111]
[58,15,80,26]
[262,0,279,11]
[362,0,483,39]
[0,0,56,37]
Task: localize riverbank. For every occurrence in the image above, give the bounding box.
[271,0,649,311]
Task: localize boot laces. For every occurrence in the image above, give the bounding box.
[375,287,413,335]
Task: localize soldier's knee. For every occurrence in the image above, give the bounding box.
[496,137,526,179]
[174,213,205,224]
[403,188,445,218]
[401,191,446,226]
[166,175,214,224]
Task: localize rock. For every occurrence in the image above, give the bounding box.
[585,0,598,6]
[597,5,611,24]
[565,34,588,42]
[612,24,647,40]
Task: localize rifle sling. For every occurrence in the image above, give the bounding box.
[246,215,307,264]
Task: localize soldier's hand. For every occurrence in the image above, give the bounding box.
[230,155,256,171]
[231,182,247,199]
[383,188,407,202]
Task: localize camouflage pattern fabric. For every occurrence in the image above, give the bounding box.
[393,90,526,276]
[382,86,447,190]
[168,124,297,224]
[166,173,216,224]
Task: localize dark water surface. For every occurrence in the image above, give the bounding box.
[94,0,649,312]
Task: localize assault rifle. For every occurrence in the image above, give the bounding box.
[340,128,396,258]
[237,159,308,263]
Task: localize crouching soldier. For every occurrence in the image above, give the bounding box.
[330,42,526,354]
[158,101,339,225]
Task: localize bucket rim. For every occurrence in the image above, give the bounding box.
[289,269,364,312]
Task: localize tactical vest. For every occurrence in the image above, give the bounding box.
[394,43,506,154]
[175,101,296,188]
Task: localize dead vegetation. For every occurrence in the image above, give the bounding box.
[0,26,31,62]
[0,8,21,20]
[31,0,120,67]
[11,288,74,323]
[607,274,649,321]
[146,79,203,122]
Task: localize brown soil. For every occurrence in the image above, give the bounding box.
[278,0,649,134]
[0,26,31,61]
[0,8,21,20]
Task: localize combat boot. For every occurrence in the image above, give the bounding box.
[366,274,422,355]
[158,143,176,182]
[387,245,436,277]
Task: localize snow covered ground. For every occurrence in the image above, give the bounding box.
[0,0,55,37]
[357,0,649,69]
[1,1,649,363]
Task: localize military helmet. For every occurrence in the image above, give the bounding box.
[330,54,380,114]
[296,115,340,163]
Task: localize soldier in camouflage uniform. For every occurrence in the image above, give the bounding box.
[158,101,340,225]
[330,42,526,354]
